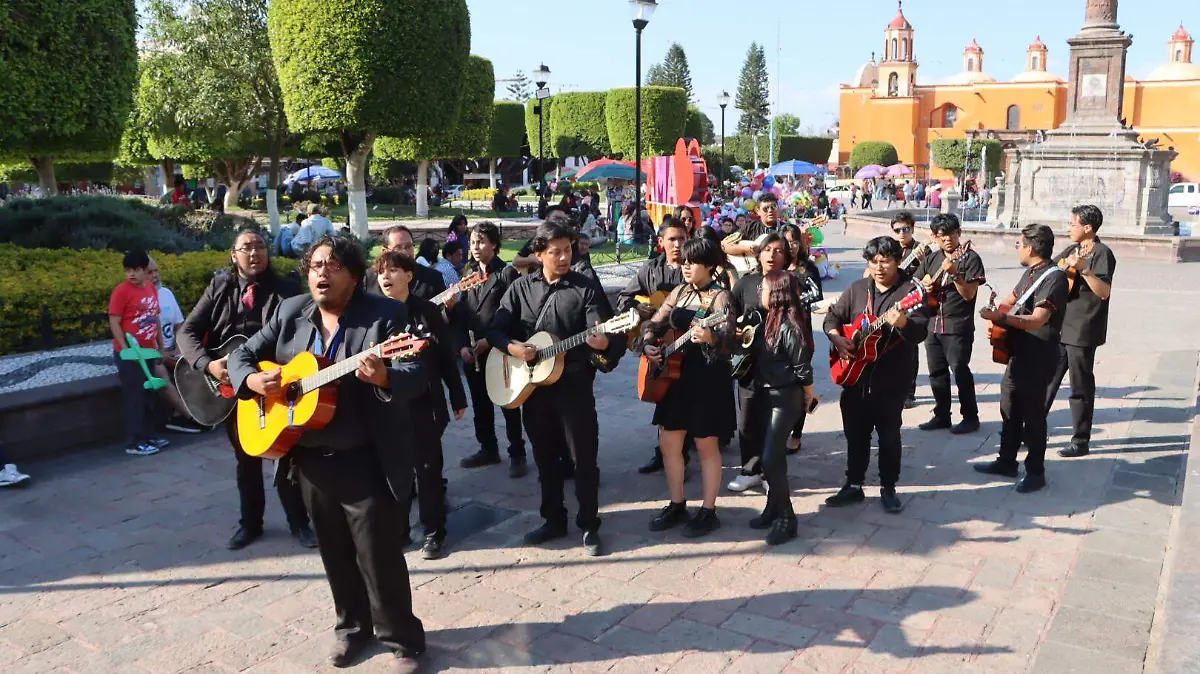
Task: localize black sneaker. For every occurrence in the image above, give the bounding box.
[165,416,207,434]
[421,536,444,560]
[880,488,904,513]
[509,456,528,478]
[227,526,262,550]
[765,515,798,545]
[583,530,603,556]
[649,502,688,532]
[681,507,721,538]
[950,418,981,435]
[460,449,501,469]
[638,452,664,474]
[749,505,778,530]
[1057,443,1089,458]
[1015,474,1048,493]
[524,522,568,545]
[918,416,952,431]
[291,524,318,548]
[973,460,1020,478]
[903,397,917,409]
[824,484,866,507]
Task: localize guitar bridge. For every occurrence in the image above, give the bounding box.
[256,397,266,430]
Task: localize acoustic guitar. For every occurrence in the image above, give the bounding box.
[485,309,640,409]
[1057,240,1095,292]
[921,241,973,309]
[722,231,772,274]
[430,271,486,307]
[828,286,927,387]
[625,290,669,353]
[899,241,934,275]
[237,333,429,459]
[636,308,729,403]
[984,289,1015,365]
[174,334,247,426]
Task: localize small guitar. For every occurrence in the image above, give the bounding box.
[828,286,927,387]
[636,308,729,403]
[722,231,772,274]
[485,309,640,409]
[237,333,429,459]
[899,241,934,275]
[431,271,487,307]
[1057,240,1095,292]
[921,241,974,308]
[730,276,821,380]
[624,290,670,353]
[984,288,1015,365]
[174,335,247,426]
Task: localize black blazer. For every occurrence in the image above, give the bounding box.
[227,291,427,502]
[178,270,300,372]
[406,293,468,426]
[457,256,519,348]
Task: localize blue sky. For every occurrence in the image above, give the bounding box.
[468,0,1196,133]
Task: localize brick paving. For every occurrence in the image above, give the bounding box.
[1,232,1196,673]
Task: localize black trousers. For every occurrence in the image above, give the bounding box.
[294,449,425,656]
[463,356,526,457]
[522,372,600,532]
[909,343,919,401]
[999,351,1057,476]
[762,387,805,516]
[1045,344,1097,448]
[226,421,308,532]
[926,332,979,421]
[840,385,906,488]
[738,383,765,473]
[407,396,446,539]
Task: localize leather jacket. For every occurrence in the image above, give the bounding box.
[752,320,814,389]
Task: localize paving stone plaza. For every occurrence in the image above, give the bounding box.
[1,231,1197,673]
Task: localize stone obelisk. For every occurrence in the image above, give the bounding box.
[998,0,1177,235]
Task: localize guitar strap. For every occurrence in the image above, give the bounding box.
[1014,266,1065,313]
[532,287,559,334]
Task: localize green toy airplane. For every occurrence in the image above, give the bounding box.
[119,332,169,390]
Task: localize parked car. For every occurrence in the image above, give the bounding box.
[1168,182,1198,209]
[446,184,465,199]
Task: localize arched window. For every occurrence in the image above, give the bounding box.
[1032,55,1040,70]
[901,38,909,60]
[945,105,958,127]
[888,72,899,97]
[967,57,976,72]
[1006,105,1021,130]
[1177,49,1184,63]
[892,38,898,60]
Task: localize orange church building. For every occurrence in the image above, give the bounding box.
[838,5,1200,181]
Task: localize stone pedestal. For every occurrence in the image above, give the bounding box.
[941,187,961,215]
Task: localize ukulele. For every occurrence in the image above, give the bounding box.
[1057,240,1095,292]
[237,332,429,459]
[983,288,1015,365]
[921,241,974,309]
[173,335,247,426]
[430,271,487,307]
[485,309,640,409]
[828,286,927,387]
[636,308,729,403]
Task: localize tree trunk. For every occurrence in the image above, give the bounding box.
[143,167,159,197]
[341,131,376,239]
[30,157,57,195]
[489,158,497,189]
[266,122,285,235]
[160,159,175,195]
[416,160,430,218]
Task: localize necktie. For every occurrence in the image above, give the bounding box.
[241,282,257,311]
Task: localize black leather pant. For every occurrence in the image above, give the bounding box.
[761,386,805,516]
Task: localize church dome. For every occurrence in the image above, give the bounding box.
[888,6,911,30]
[1029,36,1047,50]
[853,59,880,88]
[1011,70,1062,83]
[1145,61,1200,81]
[1173,24,1192,41]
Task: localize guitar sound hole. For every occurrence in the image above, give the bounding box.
[285,382,303,404]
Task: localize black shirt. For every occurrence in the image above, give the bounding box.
[914,248,987,335]
[404,293,468,423]
[1008,262,1069,355]
[730,272,765,320]
[823,276,929,393]
[458,256,520,347]
[488,269,626,375]
[739,219,778,243]
[617,256,684,311]
[1052,239,1115,347]
[898,240,924,279]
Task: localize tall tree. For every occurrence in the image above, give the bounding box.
[735,43,770,135]
[646,43,694,102]
[268,0,471,237]
[773,113,801,136]
[506,70,532,103]
[0,0,138,194]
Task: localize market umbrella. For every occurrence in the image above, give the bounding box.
[767,159,825,177]
[285,165,341,183]
[573,158,636,182]
[544,167,578,181]
[854,164,885,180]
[885,163,914,177]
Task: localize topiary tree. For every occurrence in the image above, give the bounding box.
[375,55,494,217]
[526,97,558,183]
[485,101,527,188]
[268,0,471,236]
[685,106,716,145]
[720,134,779,169]
[0,0,138,194]
[779,136,835,164]
[931,138,1003,182]
[605,86,688,159]
[849,141,899,171]
[549,92,611,159]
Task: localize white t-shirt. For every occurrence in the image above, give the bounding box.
[307,214,335,240]
[157,286,185,350]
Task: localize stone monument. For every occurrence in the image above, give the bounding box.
[996,0,1176,234]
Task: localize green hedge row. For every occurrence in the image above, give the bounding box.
[931,138,1003,176]
[605,86,688,159]
[849,141,899,171]
[550,92,611,158]
[486,101,526,159]
[525,98,557,159]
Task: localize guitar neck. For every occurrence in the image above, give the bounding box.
[300,343,385,393]
[661,312,725,359]
[431,285,457,306]
[537,326,603,361]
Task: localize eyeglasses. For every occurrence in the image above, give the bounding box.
[307,258,344,273]
[1013,240,1028,250]
[893,227,913,234]
[234,244,267,254]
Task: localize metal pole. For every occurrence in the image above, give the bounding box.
[538,110,544,197]
[720,107,726,195]
[634,24,644,234]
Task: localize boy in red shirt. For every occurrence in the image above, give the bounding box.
[108,250,168,456]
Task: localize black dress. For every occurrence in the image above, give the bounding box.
[647,286,737,440]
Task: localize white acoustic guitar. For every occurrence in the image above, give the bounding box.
[722,232,772,274]
[486,309,640,409]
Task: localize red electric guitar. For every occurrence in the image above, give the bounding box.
[829,286,927,387]
[921,241,973,309]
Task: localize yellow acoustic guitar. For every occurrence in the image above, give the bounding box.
[237,333,427,459]
[625,290,670,353]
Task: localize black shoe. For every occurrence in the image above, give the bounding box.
[638,452,664,474]
[390,651,423,674]
[583,530,603,556]
[903,397,917,409]
[460,449,501,469]
[1058,443,1090,458]
[749,505,778,530]
[682,507,721,538]
[824,484,865,507]
[509,456,528,478]
[328,637,369,668]
[880,488,904,513]
[918,416,952,431]
[950,418,981,435]
[765,515,798,545]
[649,502,688,532]
[973,460,1020,478]
[226,526,262,550]
[421,536,444,560]
[523,522,569,546]
[291,524,318,548]
[1015,474,1048,493]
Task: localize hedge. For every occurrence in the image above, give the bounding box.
[606,86,688,159]
[549,92,611,158]
[779,136,834,164]
[375,55,495,161]
[0,244,296,355]
[525,98,558,159]
[714,135,777,168]
[486,101,526,159]
[462,188,497,201]
[267,0,470,137]
[849,141,899,170]
[931,138,1003,176]
[0,162,117,184]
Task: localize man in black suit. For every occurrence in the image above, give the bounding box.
[229,236,426,671]
[178,227,314,551]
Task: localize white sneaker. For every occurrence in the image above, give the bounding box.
[0,464,31,487]
[125,444,161,457]
[727,473,764,492]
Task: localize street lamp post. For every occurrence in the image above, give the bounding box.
[718,90,730,197]
[630,0,656,233]
[534,63,551,197]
